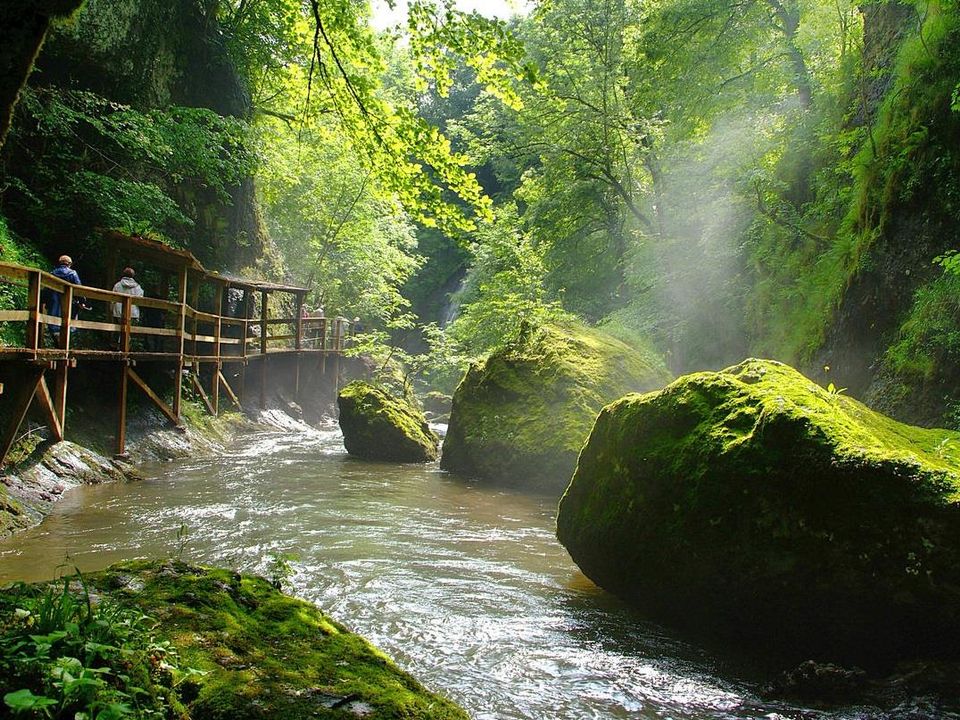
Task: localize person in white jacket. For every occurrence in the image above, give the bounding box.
[112,267,144,322]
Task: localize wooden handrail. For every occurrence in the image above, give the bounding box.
[0,260,353,356]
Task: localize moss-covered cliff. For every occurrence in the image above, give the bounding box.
[558,359,960,665]
[441,322,671,491]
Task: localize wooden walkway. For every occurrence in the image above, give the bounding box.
[0,260,352,463]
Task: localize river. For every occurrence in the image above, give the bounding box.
[0,426,948,719]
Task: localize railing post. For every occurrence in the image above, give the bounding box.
[295,294,304,351]
[59,285,73,352]
[259,290,268,410]
[259,290,268,356]
[320,318,327,351]
[172,267,188,420]
[26,270,41,353]
[120,296,132,354]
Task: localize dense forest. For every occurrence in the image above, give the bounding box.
[1,0,958,426]
[5,2,960,718]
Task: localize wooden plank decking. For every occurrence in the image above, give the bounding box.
[0,261,352,462]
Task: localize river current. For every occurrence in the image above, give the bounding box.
[0,426,948,719]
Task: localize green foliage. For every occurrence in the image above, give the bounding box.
[0,572,192,719]
[266,552,298,591]
[257,116,422,325]
[3,87,256,243]
[217,0,530,234]
[446,204,573,352]
[0,215,45,347]
[884,272,960,382]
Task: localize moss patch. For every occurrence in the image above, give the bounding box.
[338,381,439,463]
[1,560,469,720]
[440,321,671,491]
[558,359,960,665]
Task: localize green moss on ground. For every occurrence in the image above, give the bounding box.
[338,381,439,463]
[558,359,960,665]
[0,560,469,720]
[440,321,671,491]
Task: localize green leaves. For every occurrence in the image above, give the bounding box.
[0,574,195,719]
[4,688,58,714]
[6,87,256,241]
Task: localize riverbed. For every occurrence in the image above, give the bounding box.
[0,426,949,719]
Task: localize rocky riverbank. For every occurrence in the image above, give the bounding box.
[0,405,318,539]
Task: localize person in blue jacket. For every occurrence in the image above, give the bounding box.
[43,255,83,340]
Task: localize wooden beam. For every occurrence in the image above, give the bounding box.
[295,293,304,351]
[211,362,220,415]
[0,368,44,465]
[127,367,178,425]
[218,369,242,411]
[116,361,129,457]
[189,272,201,358]
[119,296,132,354]
[54,361,69,438]
[260,290,268,410]
[172,266,188,418]
[34,374,63,442]
[59,284,73,352]
[190,369,216,415]
[26,271,41,353]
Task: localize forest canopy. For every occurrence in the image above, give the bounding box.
[2,0,959,424]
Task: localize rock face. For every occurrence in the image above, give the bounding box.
[0,440,134,537]
[338,381,439,462]
[441,323,671,490]
[0,560,469,719]
[557,359,960,664]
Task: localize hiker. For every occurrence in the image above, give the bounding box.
[111,267,144,322]
[43,255,83,342]
[111,267,144,349]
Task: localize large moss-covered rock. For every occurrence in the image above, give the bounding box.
[0,561,469,719]
[557,359,960,664]
[338,381,439,462]
[441,322,671,490]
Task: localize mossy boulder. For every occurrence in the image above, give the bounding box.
[338,381,439,462]
[0,560,468,719]
[557,359,960,664]
[441,322,671,490]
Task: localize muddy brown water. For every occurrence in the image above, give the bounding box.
[0,426,950,719]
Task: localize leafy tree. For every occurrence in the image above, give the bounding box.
[1,86,256,246]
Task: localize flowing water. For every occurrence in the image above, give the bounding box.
[0,426,948,719]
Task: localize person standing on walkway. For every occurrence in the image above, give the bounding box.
[111,267,144,347]
[43,254,82,341]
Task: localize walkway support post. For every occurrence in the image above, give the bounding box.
[212,282,224,415]
[116,296,133,457]
[259,289,268,410]
[172,266,188,420]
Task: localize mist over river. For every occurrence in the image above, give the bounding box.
[0,426,951,720]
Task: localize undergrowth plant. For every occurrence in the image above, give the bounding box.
[0,571,199,719]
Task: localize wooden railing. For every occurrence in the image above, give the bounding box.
[0,261,352,360]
